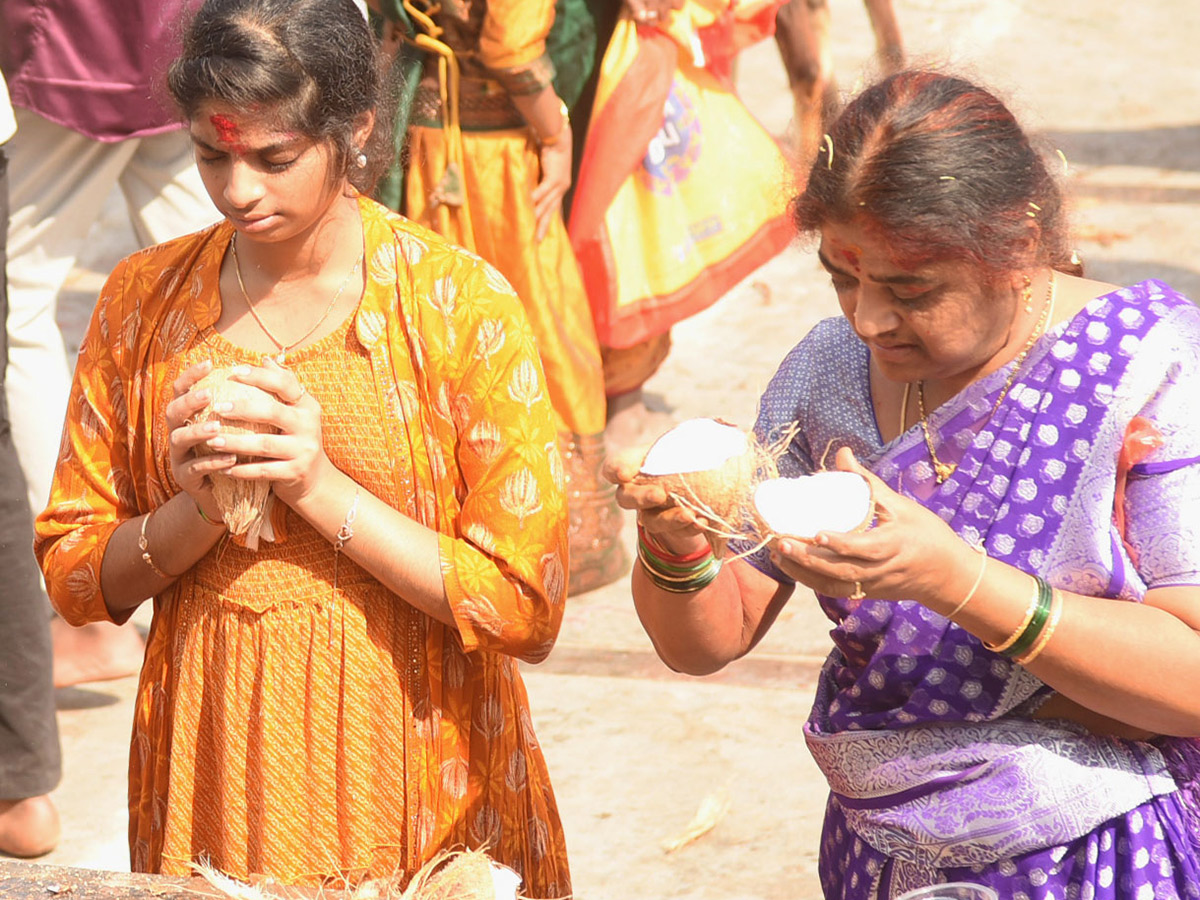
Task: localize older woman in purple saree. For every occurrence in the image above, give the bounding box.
[608,69,1200,899]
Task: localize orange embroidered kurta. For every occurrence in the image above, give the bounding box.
[34,197,571,896]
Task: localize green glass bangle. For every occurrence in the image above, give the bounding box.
[637,544,721,593]
[637,535,714,576]
[637,543,720,584]
[194,498,223,528]
[640,558,722,594]
[1003,576,1053,659]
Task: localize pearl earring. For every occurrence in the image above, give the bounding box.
[353,148,367,168]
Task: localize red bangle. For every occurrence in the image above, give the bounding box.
[637,522,711,564]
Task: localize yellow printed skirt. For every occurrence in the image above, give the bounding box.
[405,124,626,594]
[404,125,605,438]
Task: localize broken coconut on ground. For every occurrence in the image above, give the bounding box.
[634,417,781,554]
[188,366,279,546]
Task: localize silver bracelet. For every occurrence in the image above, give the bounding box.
[334,488,360,553]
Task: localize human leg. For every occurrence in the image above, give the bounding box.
[0,143,62,859]
[601,335,672,453]
[6,112,147,685]
[774,0,835,171]
[4,109,137,514]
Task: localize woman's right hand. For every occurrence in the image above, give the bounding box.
[604,450,713,557]
[533,127,573,243]
[166,360,235,520]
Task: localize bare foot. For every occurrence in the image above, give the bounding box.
[51,618,145,688]
[605,392,672,455]
[0,795,60,858]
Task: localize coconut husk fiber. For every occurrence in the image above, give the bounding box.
[187,367,278,543]
[190,848,523,900]
[634,418,795,554]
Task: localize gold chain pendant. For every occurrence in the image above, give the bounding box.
[933,460,957,483]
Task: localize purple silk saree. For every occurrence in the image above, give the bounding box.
[742,280,1200,899]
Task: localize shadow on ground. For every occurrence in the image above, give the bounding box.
[1041,123,1200,172]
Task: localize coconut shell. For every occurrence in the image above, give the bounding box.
[751,471,875,542]
[633,418,777,539]
[188,367,278,538]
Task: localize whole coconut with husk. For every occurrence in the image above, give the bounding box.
[187,367,278,542]
[634,417,779,552]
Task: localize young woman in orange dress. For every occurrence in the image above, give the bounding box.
[34,0,571,893]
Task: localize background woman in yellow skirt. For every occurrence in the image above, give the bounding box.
[381,0,625,594]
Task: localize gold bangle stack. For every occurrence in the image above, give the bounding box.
[1013,589,1065,666]
[984,577,1040,654]
[984,575,1058,663]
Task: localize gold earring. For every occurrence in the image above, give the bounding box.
[1021,274,1034,314]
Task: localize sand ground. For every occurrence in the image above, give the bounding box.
[18,2,1200,897]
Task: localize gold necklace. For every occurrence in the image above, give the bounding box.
[915,271,1057,484]
[230,235,362,363]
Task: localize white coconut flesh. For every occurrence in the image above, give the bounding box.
[753,471,874,539]
[639,418,751,476]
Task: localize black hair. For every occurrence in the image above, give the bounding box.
[168,0,392,192]
[795,70,1079,276]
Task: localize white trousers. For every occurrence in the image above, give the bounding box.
[4,109,217,516]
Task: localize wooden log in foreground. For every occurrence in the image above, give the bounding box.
[0,860,325,900]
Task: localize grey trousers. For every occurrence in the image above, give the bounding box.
[0,144,62,800]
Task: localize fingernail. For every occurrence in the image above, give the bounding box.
[203,421,219,434]
[213,402,233,413]
[207,436,226,448]
[232,364,250,376]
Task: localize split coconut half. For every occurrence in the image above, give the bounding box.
[752,470,875,542]
[187,367,279,543]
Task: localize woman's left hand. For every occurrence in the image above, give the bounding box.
[771,446,975,607]
[206,358,333,507]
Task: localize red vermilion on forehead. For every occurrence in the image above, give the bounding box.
[835,244,862,271]
[210,114,249,153]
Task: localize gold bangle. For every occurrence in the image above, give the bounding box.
[535,98,570,147]
[1014,589,1065,666]
[137,511,176,580]
[984,577,1040,653]
[945,541,988,619]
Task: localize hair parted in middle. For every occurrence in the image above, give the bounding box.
[794,70,1079,277]
[167,0,394,193]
